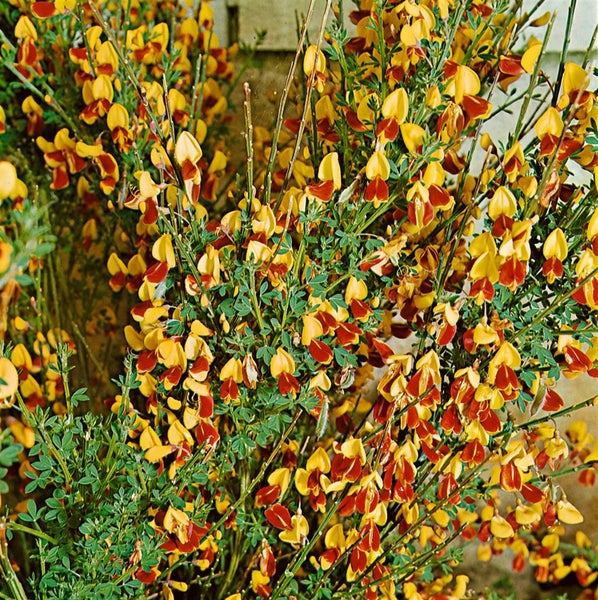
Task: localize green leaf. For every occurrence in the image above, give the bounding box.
[0,443,22,467]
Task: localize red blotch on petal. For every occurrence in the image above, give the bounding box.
[195,419,219,446]
[308,338,334,364]
[542,388,564,412]
[264,504,292,530]
[32,1,57,18]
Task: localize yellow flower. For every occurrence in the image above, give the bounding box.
[152,234,176,268]
[270,348,296,378]
[488,186,517,221]
[535,106,564,139]
[521,40,542,74]
[279,512,309,545]
[318,152,341,190]
[400,123,426,153]
[365,150,390,181]
[0,162,17,200]
[0,357,18,406]
[303,45,326,76]
[543,228,568,260]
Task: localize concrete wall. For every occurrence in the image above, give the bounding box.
[212,0,597,53]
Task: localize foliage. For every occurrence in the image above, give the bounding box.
[0,0,598,599]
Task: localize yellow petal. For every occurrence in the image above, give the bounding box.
[279,514,309,545]
[515,504,541,525]
[454,65,480,104]
[175,131,202,165]
[315,95,336,121]
[356,93,378,128]
[191,320,213,337]
[85,25,102,49]
[0,162,17,200]
[470,252,499,282]
[365,150,390,181]
[473,322,499,346]
[152,234,176,268]
[146,445,175,462]
[251,570,270,590]
[220,357,243,382]
[301,314,323,346]
[530,11,551,26]
[140,426,161,450]
[400,123,425,153]
[209,150,227,173]
[107,103,129,130]
[426,85,441,108]
[563,62,588,95]
[340,438,366,462]
[0,241,12,273]
[491,341,521,369]
[268,467,291,495]
[22,95,42,115]
[7,419,35,448]
[306,447,331,473]
[270,348,296,378]
[15,16,38,40]
[557,499,584,524]
[0,358,18,402]
[470,232,497,258]
[138,171,161,198]
[294,468,310,496]
[490,514,514,538]
[318,152,341,190]
[168,420,194,446]
[382,88,409,122]
[252,205,276,239]
[477,544,492,562]
[543,228,568,260]
[91,75,114,102]
[246,240,271,263]
[324,523,346,550]
[303,45,326,76]
[163,505,190,535]
[542,532,560,551]
[535,107,563,139]
[345,276,367,303]
[488,186,517,221]
[75,141,103,158]
[521,42,542,74]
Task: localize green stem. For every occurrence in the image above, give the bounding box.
[273,0,334,213]
[243,82,255,205]
[248,269,265,331]
[513,395,596,433]
[270,493,345,600]
[15,392,73,489]
[159,411,303,581]
[84,1,185,190]
[551,0,577,105]
[0,519,29,600]
[216,463,250,600]
[511,266,598,343]
[511,13,555,145]
[0,28,85,138]
[70,322,112,386]
[6,522,57,546]
[0,555,28,600]
[263,0,318,207]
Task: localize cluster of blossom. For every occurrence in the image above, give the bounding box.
[1,0,598,598]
